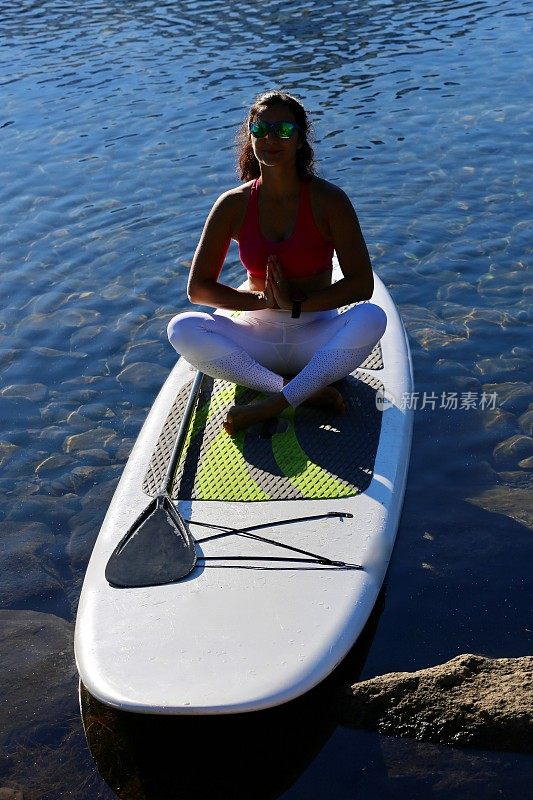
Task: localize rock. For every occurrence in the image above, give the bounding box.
[67,475,121,568]
[68,505,106,569]
[134,316,171,342]
[0,610,77,748]
[121,339,166,367]
[518,408,533,436]
[0,788,24,799]
[101,282,129,301]
[58,387,98,404]
[493,434,533,467]
[18,308,100,335]
[37,425,70,449]
[0,442,19,469]
[116,361,169,386]
[63,427,117,454]
[0,519,71,617]
[26,289,70,314]
[0,397,41,428]
[116,310,148,334]
[31,346,85,360]
[115,438,134,461]
[437,281,479,303]
[518,456,533,469]
[70,325,126,356]
[47,465,108,494]
[41,401,76,425]
[339,654,533,752]
[481,408,519,440]
[494,469,532,488]
[74,448,112,466]
[1,383,48,402]
[466,486,533,529]
[5,493,81,527]
[71,402,116,422]
[429,329,466,350]
[434,358,473,377]
[0,429,34,448]
[376,735,531,797]
[64,410,95,429]
[35,454,73,476]
[0,348,23,369]
[482,382,532,415]
[475,356,524,379]
[447,374,481,394]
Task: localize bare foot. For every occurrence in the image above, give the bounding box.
[224,393,289,435]
[223,387,345,435]
[303,385,346,414]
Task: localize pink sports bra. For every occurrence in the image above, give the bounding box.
[238,178,334,279]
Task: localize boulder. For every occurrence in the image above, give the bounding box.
[339,654,533,752]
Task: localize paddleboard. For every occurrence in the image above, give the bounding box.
[75,261,413,714]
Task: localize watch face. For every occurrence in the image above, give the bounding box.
[291,290,307,303]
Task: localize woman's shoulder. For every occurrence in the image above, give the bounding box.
[207,181,254,237]
[217,180,253,202]
[210,181,253,215]
[309,176,351,203]
[308,177,355,219]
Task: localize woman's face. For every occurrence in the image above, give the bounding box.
[250,103,302,172]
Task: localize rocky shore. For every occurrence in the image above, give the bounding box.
[338,653,533,752]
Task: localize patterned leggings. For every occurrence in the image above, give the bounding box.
[167,303,387,407]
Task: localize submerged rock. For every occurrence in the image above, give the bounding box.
[1,383,48,402]
[483,382,532,415]
[518,408,533,436]
[0,610,77,748]
[116,361,169,386]
[481,408,519,441]
[493,434,533,467]
[63,427,117,454]
[0,788,24,799]
[339,654,533,752]
[466,485,532,529]
[0,522,64,609]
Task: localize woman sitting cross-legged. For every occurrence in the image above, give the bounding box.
[167,90,387,435]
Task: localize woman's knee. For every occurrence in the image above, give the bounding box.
[341,302,387,346]
[167,311,210,354]
[363,303,387,341]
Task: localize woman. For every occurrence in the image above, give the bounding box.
[167,90,387,434]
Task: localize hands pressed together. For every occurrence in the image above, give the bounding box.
[263,255,292,310]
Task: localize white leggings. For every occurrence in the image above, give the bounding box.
[167,303,387,407]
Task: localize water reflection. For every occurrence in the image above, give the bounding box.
[80,598,382,799]
[81,688,336,799]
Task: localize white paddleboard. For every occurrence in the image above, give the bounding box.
[75,263,413,714]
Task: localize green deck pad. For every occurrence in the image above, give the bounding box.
[143,372,383,502]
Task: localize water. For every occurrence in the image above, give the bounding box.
[0,0,532,796]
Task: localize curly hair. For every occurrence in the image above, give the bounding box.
[236,90,316,182]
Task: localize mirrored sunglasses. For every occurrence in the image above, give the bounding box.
[249,120,302,139]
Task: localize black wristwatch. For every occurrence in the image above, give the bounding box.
[291,291,307,319]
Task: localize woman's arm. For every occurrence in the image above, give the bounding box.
[187,191,269,311]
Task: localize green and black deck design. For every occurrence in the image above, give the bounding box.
[143,351,384,502]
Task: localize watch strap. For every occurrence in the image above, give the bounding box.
[291,299,303,318]
[291,291,307,319]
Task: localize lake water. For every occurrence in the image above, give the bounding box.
[0,0,532,796]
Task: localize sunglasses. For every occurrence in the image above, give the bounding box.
[249,120,302,139]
